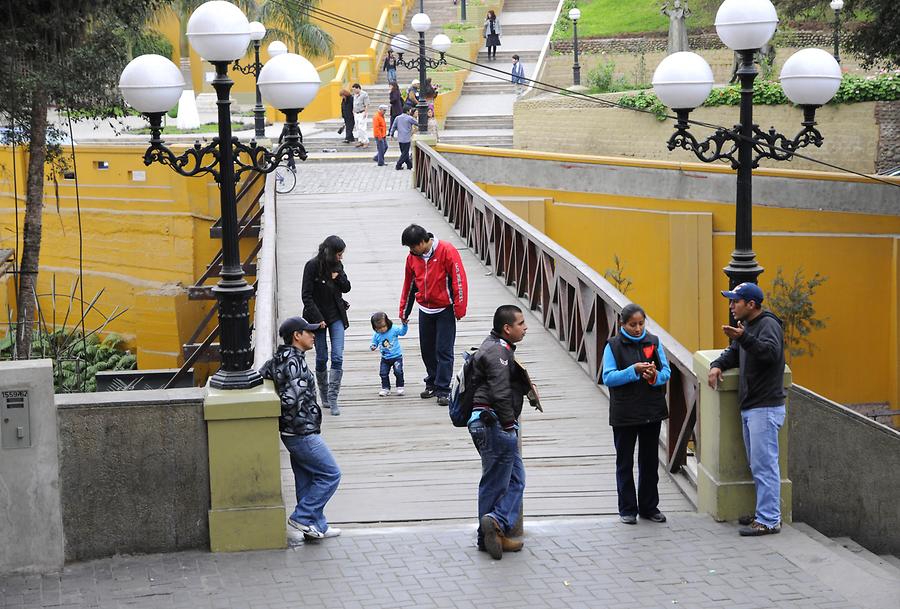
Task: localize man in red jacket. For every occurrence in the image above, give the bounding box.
[399,224,469,406]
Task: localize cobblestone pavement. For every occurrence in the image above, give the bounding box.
[1,515,858,609]
[289,161,414,194]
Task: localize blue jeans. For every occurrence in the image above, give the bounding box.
[741,405,786,528]
[314,320,345,373]
[395,142,412,169]
[375,137,388,166]
[379,356,404,389]
[418,307,456,396]
[387,67,397,83]
[613,421,661,517]
[468,418,525,544]
[281,433,341,533]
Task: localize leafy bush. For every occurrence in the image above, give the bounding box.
[766,267,828,361]
[444,22,476,31]
[618,72,900,120]
[586,60,652,94]
[133,30,174,60]
[0,327,137,392]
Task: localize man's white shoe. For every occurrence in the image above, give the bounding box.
[322,527,342,538]
[396,387,405,396]
[379,388,389,397]
[288,519,324,539]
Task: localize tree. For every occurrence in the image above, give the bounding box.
[250,0,334,58]
[765,267,828,362]
[0,1,166,359]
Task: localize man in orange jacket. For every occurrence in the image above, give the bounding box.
[373,105,388,166]
[399,224,469,406]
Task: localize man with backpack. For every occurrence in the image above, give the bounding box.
[466,305,539,560]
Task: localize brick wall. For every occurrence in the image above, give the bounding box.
[551,31,850,54]
[876,101,900,173]
[513,95,881,174]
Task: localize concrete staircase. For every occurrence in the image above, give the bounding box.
[440,0,559,148]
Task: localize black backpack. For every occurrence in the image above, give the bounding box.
[448,348,478,427]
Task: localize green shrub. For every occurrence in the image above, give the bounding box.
[618,72,900,121]
[133,29,174,60]
[586,60,651,94]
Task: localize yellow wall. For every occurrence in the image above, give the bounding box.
[0,145,223,370]
[481,182,900,407]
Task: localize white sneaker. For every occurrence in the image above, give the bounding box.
[379,388,389,397]
[396,387,405,396]
[288,519,324,539]
[322,527,342,538]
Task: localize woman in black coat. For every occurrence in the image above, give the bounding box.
[389,82,403,131]
[601,304,672,525]
[340,89,355,143]
[301,235,351,415]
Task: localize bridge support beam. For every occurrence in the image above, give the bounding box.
[693,350,793,524]
[205,382,286,552]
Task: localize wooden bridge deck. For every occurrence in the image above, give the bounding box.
[275,168,693,525]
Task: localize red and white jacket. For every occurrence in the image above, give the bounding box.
[399,240,468,320]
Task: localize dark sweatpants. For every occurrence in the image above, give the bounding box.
[612,421,662,517]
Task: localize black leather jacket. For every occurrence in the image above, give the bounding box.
[301,257,351,328]
[471,331,531,428]
[260,345,322,435]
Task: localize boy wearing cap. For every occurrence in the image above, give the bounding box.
[260,316,342,541]
[373,105,388,166]
[707,282,786,537]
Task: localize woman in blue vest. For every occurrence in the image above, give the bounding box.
[601,304,671,525]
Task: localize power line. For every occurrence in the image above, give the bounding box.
[284,0,900,188]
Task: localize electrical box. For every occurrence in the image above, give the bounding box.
[1,389,31,449]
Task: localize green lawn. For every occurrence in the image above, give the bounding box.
[130,122,251,135]
[553,0,716,40]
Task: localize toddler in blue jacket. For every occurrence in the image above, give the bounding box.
[370,312,408,396]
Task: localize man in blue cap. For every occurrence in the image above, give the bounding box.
[260,316,342,541]
[707,282,786,537]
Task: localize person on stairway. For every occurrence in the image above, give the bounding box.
[302,235,351,416]
[483,10,502,61]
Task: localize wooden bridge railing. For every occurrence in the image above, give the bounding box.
[413,142,700,476]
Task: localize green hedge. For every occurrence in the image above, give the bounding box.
[618,72,900,120]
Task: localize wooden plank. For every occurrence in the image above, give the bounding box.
[276,185,694,525]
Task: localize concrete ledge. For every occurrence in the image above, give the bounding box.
[208,506,287,552]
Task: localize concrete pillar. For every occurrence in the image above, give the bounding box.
[693,350,793,523]
[205,381,286,552]
[0,360,64,573]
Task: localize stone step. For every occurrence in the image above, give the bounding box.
[502,0,560,10]
[502,23,552,35]
[438,135,514,148]
[443,115,514,130]
[792,524,900,582]
[478,50,540,62]
[832,537,900,580]
[460,81,519,94]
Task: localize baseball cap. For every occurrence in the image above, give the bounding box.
[721,282,764,304]
[278,316,320,343]
[379,104,388,111]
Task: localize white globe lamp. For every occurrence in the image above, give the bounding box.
[267,40,288,57]
[569,7,581,21]
[119,55,186,114]
[432,34,452,54]
[411,13,431,33]
[186,1,251,62]
[652,51,714,110]
[830,0,844,10]
[779,48,842,106]
[257,53,322,110]
[249,21,266,42]
[715,0,779,51]
[391,34,413,54]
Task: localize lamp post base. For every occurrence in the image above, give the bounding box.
[209,367,264,390]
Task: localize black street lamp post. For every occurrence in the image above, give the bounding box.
[232,21,267,138]
[569,7,582,86]
[651,0,842,303]
[830,0,844,64]
[120,3,320,390]
[392,11,452,134]
[461,0,467,22]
